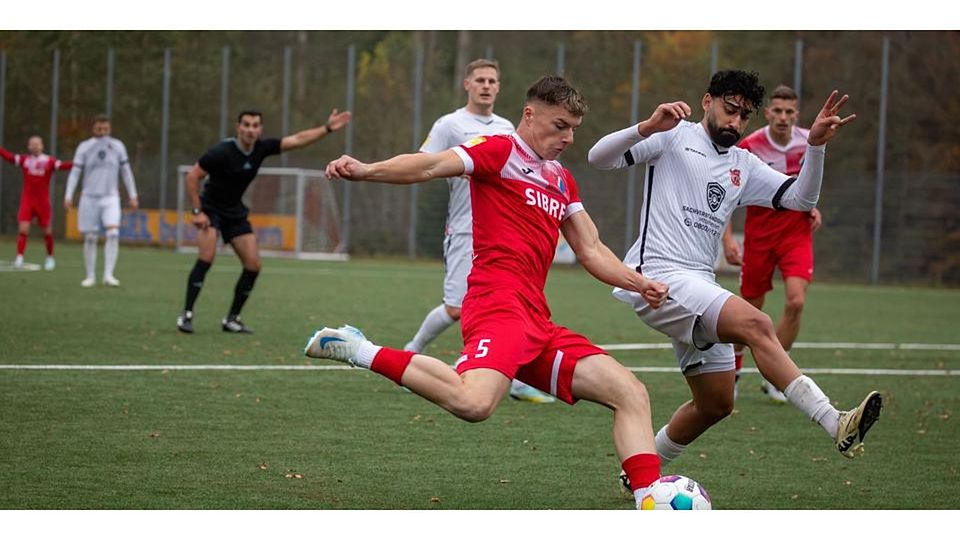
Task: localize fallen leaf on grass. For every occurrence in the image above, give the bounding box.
[430,497,441,503]
[698,453,708,459]
[499,479,510,484]
[811,457,828,462]
[148,432,160,439]
[258,462,269,471]
[844,480,853,486]
[284,473,304,479]
[791,494,799,500]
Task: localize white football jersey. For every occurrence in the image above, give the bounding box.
[66,136,137,199]
[592,121,793,277]
[420,108,514,235]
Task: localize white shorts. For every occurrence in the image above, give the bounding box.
[78,195,121,233]
[614,270,735,376]
[442,233,473,308]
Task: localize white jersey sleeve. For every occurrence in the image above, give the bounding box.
[588,124,674,170]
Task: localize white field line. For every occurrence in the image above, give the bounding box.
[0,364,955,376]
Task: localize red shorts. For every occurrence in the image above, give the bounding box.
[456,290,606,405]
[740,235,814,299]
[18,194,52,227]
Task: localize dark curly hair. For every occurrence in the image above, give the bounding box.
[707,70,765,111]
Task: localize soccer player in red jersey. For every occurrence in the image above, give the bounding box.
[308,76,671,507]
[1,136,72,270]
[721,85,821,403]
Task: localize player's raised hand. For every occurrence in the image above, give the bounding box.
[325,154,369,180]
[637,101,692,137]
[639,276,669,309]
[807,90,856,146]
[326,109,352,132]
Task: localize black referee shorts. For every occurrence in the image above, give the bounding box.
[205,208,254,243]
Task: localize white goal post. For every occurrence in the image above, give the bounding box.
[175,165,347,261]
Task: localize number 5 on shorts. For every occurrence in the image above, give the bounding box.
[476,338,492,358]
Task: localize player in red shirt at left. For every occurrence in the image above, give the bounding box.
[309,76,671,508]
[1,136,72,270]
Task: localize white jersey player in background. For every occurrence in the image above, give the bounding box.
[402,58,555,403]
[64,115,138,287]
[588,70,882,472]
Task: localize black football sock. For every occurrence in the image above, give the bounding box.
[228,269,259,318]
[184,260,212,312]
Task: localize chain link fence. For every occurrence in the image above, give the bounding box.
[1,30,957,284]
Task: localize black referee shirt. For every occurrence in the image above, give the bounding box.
[198,137,282,218]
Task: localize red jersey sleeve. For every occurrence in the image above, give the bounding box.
[458,135,512,180]
[0,146,16,165]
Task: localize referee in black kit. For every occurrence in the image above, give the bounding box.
[177,108,351,334]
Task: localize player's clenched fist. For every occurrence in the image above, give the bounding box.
[639,277,669,309]
[325,154,369,180]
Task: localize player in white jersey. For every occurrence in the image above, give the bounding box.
[64,115,138,288]
[402,58,555,403]
[588,71,882,468]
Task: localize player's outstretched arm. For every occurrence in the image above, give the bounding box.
[0,146,16,164]
[561,210,668,309]
[807,90,856,147]
[325,148,465,185]
[281,109,352,152]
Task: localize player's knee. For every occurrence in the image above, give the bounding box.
[244,259,262,273]
[621,377,652,415]
[451,394,498,423]
[784,295,805,318]
[742,310,776,343]
[444,305,461,321]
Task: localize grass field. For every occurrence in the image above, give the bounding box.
[1,240,959,510]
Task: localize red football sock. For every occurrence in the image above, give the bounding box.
[370,347,415,385]
[45,234,54,256]
[734,352,743,373]
[16,233,27,256]
[622,453,661,492]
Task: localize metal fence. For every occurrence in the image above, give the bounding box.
[0,30,957,285]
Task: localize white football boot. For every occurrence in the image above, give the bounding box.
[44,256,56,271]
[103,275,121,287]
[836,391,883,458]
[14,255,24,268]
[81,276,96,288]
[304,325,366,366]
[509,380,556,403]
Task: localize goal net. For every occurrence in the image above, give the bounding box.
[175,166,346,260]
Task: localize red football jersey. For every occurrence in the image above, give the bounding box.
[738,126,811,244]
[0,147,72,201]
[452,134,584,318]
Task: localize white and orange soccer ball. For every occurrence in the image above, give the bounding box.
[639,475,712,510]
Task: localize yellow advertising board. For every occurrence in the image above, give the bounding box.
[65,208,297,251]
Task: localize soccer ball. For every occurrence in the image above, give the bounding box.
[639,475,712,510]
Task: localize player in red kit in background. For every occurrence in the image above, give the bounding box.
[721,85,821,403]
[307,76,672,508]
[1,136,72,270]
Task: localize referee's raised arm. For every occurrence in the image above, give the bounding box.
[280,108,352,152]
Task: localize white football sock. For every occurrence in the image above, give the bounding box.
[406,304,456,352]
[355,340,382,369]
[104,229,119,279]
[784,375,840,438]
[83,234,98,279]
[655,425,687,466]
